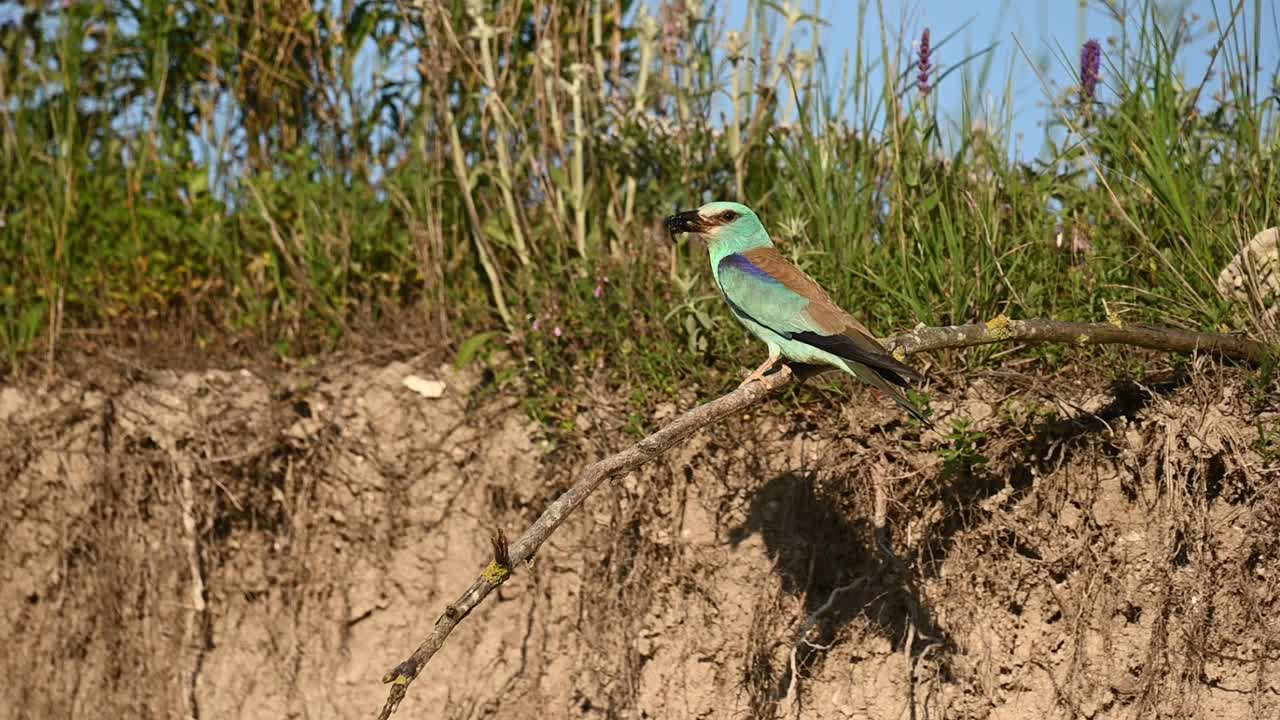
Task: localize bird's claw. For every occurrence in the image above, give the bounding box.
[765,364,794,389]
[740,363,792,391]
[738,361,774,389]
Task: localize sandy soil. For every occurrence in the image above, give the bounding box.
[2,353,1278,719]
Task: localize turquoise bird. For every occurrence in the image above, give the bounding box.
[665,201,932,426]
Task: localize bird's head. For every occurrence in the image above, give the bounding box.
[664,201,768,248]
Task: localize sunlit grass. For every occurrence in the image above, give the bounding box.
[1,0,1276,410]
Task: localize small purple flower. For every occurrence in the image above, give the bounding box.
[552,326,562,338]
[1080,39,1101,104]
[659,0,688,61]
[917,28,932,97]
[593,274,609,299]
[531,316,542,331]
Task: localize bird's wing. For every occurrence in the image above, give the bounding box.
[716,247,923,386]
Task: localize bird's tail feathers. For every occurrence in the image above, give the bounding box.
[847,362,935,430]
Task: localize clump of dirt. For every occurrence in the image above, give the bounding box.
[2,354,1278,719]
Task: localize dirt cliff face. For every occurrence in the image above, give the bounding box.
[3,355,1278,719]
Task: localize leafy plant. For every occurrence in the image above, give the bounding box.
[940,417,989,476]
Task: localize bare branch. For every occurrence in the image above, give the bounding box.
[885,316,1268,364]
[377,317,1271,718]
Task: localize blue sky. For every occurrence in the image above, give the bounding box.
[4,0,1274,173]
[682,0,1279,159]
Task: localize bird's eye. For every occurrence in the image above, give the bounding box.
[720,210,737,221]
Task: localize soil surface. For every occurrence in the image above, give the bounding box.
[3,352,1279,719]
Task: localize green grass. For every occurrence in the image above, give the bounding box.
[2,0,1277,418]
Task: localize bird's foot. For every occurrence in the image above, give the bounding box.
[762,364,793,390]
[739,357,777,389]
[739,361,792,391]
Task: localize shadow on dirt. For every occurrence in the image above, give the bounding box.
[727,468,945,707]
[724,369,1193,709]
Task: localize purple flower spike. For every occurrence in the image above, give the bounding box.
[917,28,932,97]
[659,0,689,61]
[1080,39,1101,104]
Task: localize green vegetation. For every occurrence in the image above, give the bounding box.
[2,0,1277,414]
[940,416,989,477]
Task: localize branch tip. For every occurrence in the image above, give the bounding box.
[382,659,417,685]
[490,527,511,568]
[482,528,512,584]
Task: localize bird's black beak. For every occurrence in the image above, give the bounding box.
[664,209,707,236]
